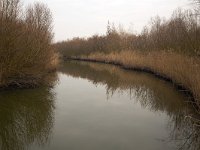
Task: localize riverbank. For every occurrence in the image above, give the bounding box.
[0,70,58,90]
[0,51,59,90]
[66,50,200,110]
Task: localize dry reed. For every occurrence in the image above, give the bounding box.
[77,51,200,109]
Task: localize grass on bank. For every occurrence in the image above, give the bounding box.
[56,5,200,110]
[76,51,200,110]
[54,0,200,114]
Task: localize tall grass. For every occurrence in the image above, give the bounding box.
[78,51,200,108]
[0,0,59,88]
[56,2,200,109]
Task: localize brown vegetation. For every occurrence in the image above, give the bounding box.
[56,8,200,57]
[0,0,59,88]
[75,51,200,109]
[56,5,200,109]
[61,61,200,150]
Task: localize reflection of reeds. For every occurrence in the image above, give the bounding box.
[168,115,200,150]
[73,51,200,109]
[61,61,200,150]
[0,87,55,150]
[60,61,192,115]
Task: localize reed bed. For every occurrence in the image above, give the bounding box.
[75,51,200,109]
[57,1,200,112]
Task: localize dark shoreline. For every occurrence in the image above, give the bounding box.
[0,71,57,91]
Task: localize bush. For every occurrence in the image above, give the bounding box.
[0,0,58,88]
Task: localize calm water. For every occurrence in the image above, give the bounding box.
[0,61,199,150]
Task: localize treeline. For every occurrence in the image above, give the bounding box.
[56,8,200,57]
[0,0,58,88]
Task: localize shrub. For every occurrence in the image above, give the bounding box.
[0,0,58,88]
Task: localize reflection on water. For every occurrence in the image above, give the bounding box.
[60,61,200,150]
[0,74,57,150]
[0,61,199,150]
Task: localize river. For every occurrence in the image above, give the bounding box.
[0,61,199,150]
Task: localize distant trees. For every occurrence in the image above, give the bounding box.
[136,9,200,55]
[0,0,58,87]
[57,8,200,58]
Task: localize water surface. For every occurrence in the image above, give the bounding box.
[0,61,199,150]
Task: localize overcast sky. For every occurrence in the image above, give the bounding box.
[25,0,190,42]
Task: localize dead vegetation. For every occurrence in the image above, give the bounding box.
[56,4,200,108]
[0,0,59,88]
[77,51,200,109]
[56,8,200,57]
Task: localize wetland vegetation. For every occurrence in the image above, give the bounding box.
[56,1,200,112]
[0,0,200,150]
[1,61,200,150]
[0,0,58,89]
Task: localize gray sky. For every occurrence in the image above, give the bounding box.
[25,0,190,42]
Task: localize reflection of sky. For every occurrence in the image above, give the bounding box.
[25,0,190,41]
[48,73,171,150]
